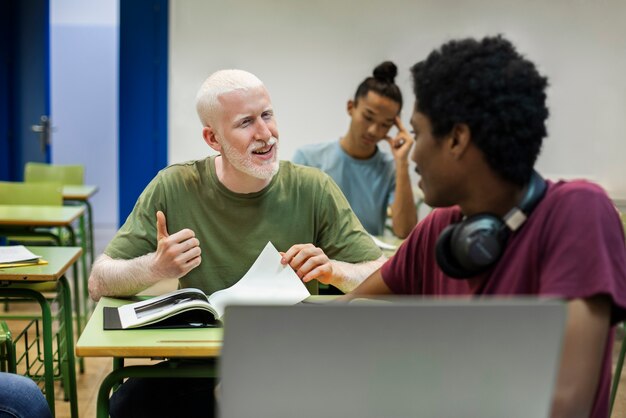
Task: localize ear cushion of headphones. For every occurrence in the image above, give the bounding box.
[435,224,474,279]
[435,214,508,279]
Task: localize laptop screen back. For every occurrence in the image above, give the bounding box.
[219,299,566,418]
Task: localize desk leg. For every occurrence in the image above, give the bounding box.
[59,275,79,418]
[113,357,124,370]
[79,214,88,270]
[96,362,217,418]
[84,199,95,267]
[64,226,85,374]
[1,288,56,416]
[77,214,93,315]
[66,223,88,321]
[111,357,124,392]
[64,198,95,276]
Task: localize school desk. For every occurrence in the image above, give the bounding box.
[0,205,89,350]
[77,295,338,418]
[0,246,82,418]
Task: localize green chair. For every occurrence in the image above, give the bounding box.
[24,162,84,185]
[0,320,16,373]
[24,162,93,287]
[0,181,63,206]
[0,181,65,299]
[0,181,64,245]
[23,162,87,248]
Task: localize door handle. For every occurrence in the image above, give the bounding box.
[31,115,53,153]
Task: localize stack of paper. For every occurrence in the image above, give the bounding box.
[0,246,46,268]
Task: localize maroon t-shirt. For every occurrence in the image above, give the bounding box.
[382,180,626,417]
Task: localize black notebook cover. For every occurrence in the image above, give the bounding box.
[103,306,218,330]
[103,307,123,330]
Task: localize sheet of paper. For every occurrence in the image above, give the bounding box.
[369,234,397,251]
[208,241,310,318]
[0,245,43,264]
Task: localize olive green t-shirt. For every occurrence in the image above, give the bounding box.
[105,157,382,295]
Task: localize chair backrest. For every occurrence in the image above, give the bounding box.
[0,181,63,206]
[24,162,84,185]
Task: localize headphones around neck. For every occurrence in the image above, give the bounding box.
[435,171,547,279]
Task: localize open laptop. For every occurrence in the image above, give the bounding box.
[219,299,566,418]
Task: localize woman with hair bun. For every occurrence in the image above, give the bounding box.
[293,61,417,238]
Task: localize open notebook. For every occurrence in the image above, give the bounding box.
[219,299,566,418]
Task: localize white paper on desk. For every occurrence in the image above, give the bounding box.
[369,234,397,251]
[0,245,42,264]
[207,241,310,318]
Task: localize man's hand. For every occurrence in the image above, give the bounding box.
[281,244,333,285]
[385,116,414,162]
[151,211,202,279]
[386,116,417,238]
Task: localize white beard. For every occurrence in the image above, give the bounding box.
[220,137,280,180]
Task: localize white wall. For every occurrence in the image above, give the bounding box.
[169,0,626,197]
[50,0,119,228]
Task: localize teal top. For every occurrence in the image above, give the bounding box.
[293,141,396,235]
[105,156,381,295]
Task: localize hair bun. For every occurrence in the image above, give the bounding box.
[373,61,398,83]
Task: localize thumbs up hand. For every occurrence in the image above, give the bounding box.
[151,211,202,280]
[156,210,170,242]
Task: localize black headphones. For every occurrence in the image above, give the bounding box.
[435,171,547,279]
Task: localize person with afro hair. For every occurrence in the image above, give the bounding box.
[346,35,626,418]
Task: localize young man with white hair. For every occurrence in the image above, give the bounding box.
[88,69,384,417]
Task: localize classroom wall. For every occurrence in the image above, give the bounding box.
[50,0,119,228]
[169,0,626,198]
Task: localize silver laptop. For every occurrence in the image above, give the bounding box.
[219,299,566,418]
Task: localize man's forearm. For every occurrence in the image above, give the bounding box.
[88,253,164,301]
[391,162,417,238]
[341,267,393,302]
[329,255,386,293]
[549,297,610,418]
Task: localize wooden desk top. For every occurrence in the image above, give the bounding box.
[76,297,224,358]
[0,205,85,226]
[76,295,338,359]
[0,246,82,281]
[62,185,98,200]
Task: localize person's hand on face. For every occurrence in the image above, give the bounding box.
[280,244,333,285]
[151,210,202,280]
[385,116,415,163]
